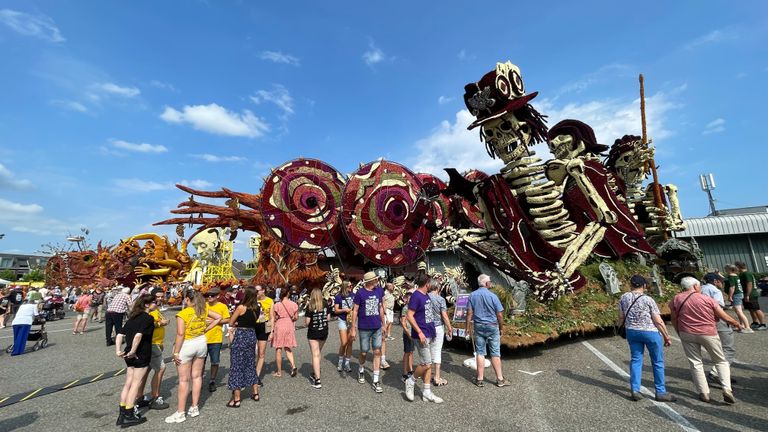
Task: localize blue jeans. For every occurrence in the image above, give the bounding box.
[473,324,501,358]
[358,327,382,353]
[12,324,31,356]
[626,329,667,394]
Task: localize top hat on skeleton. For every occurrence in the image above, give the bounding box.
[547,119,610,155]
[464,61,538,130]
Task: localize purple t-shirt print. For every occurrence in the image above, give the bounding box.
[408,290,436,339]
[354,287,383,330]
[334,294,353,321]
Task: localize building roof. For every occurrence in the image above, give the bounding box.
[715,205,768,216]
[675,213,768,237]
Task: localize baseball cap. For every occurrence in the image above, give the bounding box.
[629,275,647,288]
[703,272,724,283]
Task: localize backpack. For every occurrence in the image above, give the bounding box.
[74,296,90,313]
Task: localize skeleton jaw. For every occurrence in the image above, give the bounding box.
[481,112,531,164]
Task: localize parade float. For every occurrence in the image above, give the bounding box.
[136,60,697,348]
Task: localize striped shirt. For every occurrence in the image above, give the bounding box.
[107,293,132,313]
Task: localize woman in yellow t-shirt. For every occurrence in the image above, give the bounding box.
[165,290,221,424]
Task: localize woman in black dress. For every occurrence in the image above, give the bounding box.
[115,294,157,427]
[305,288,331,389]
[227,287,262,407]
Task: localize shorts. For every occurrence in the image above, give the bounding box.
[150,344,166,372]
[474,324,501,358]
[76,312,88,320]
[402,332,413,353]
[337,319,349,331]
[732,292,744,307]
[255,323,269,341]
[430,325,445,364]
[358,327,382,353]
[415,337,434,365]
[125,354,150,369]
[385,310,394,324]
[178,335,207,364]
[207,343,222,365]
[307,330,328,341]
[744,298,761,311]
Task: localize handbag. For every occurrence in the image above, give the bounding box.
[617,294,645,339]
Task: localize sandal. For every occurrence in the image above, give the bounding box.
[251,394,260,402]
[290,367,298,377]
[272,372,282,377]
[472,377,485,387]
[433,378,448,386]
[226,399,241,408]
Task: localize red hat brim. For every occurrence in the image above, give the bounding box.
[467,92,538,130]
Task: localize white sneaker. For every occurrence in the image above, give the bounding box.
[187,406,200,417]
[423,392,444,403]
[742,328,755,334]
[337,363,343,372]
[165,411,186,423]
[404,378,415,401]
[381,360,391,370]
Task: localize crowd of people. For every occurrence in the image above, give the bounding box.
[618,261,766,405]
[2,260,764,428]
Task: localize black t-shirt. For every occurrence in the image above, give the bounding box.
[235,306,261,329]
[120,312,154,360]
[306,305,330,338]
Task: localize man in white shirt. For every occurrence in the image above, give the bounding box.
[700,272,736,386]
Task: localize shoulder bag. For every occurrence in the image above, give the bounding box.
[617,294,645,339]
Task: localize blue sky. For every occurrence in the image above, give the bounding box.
[1,1,767,260]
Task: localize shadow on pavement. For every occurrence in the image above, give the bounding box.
[0,412,39,431]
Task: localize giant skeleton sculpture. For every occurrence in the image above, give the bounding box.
[153,60,686,302]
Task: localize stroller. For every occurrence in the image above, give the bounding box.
[42,294,67,321]
[5,316,49,353]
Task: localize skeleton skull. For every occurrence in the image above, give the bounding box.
[480,111,532,164]
[549,134,586,160]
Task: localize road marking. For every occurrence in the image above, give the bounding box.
[113,368,125,377]
[0,396,9,404]
[518,370,543,376]
[62,380,79,389]
[20,388,42,402]
[582,341,700,432]
[90,373,105,382]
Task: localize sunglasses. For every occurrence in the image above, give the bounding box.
[204,293,217,297]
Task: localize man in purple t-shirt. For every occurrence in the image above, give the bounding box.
[350,272,385,393]
[404,273,443,404]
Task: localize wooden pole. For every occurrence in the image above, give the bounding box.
[639,74,668,240]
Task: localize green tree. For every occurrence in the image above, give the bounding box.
[0,269,17,282]
[21,268,45,282]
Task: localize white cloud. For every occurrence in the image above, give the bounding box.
[0,163,33,190]
[51,99,88,112]
[409,89,682,179]
[683,29,737,50]
[259,51,300,66]
[0,198,42,215]
[457,49,467,61]
[92,82,140,98]
[536,89,681,148]
[113,178,212,192]
[149,80,177,91]
[250,84,294,116]
[438,96,455,105]
[113,178,169,192]
[703,118,725,135]
[363,42,386,66]
[160,103,269,138]
[111,139,168,153]
[191,154,246,163]
[179,179,213,189]
[0,9,65,43]
[407,110,503,179]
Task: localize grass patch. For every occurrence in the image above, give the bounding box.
[492,259,680,349]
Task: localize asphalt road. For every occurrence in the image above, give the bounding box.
[1,300,767,432]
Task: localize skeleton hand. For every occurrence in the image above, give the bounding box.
[433,226,488,248]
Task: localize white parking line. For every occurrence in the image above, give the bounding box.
[581,341,700,432]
